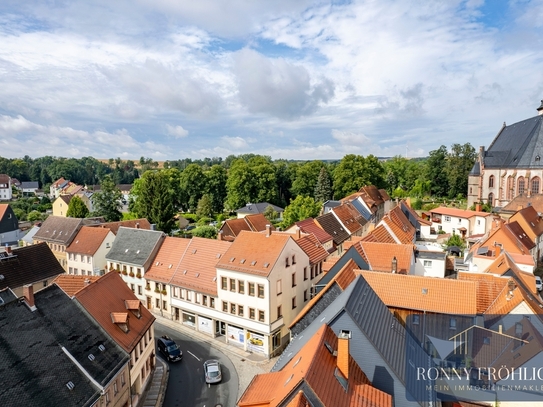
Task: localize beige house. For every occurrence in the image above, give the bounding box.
[66,226,116,276]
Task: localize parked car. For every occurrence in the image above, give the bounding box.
[184,225,196,231]
[203,359,222,384]
[157,335,182,362]
[536,276,542,292]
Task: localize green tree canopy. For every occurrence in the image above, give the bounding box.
[179,164,206,212]
[205,165,227,213]
[445,143,476,199]
[263,205,279,223]
[281,196,321,229]
[314,166,332,203]
[332,154,385,199]
[191,225,218,239]
[66,195,90,218]
[291,161,325,198]
[131,171,176,233]
[91,175,123,222]
[426,145,448,197]
[196,194,213,218]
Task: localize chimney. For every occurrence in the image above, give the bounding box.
[5,245,12,255]
[475,204,482,212]
[537,100,543,116]
[266,224,271,237]
[495,244,501,256]
[218,230,223,241]
[337,331,350,379]
[135,222,140,229]
[22,284,37,311]
[391,256,398,274]
[84,278,91,286]
[295,226,301,239]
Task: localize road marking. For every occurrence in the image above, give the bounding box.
[187,350,200,361]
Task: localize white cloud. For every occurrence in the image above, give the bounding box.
[166,124,189,138]
[221,135,249,149]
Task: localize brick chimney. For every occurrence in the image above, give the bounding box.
[337,330,350,379]
[218,230,223,241]
[23,284,37,311]
[494,244,501,256]
[5,246,12,255]
[475,203,482,212]
[295,226,301,239]
[266,224,272,237]
[135,222,140,229]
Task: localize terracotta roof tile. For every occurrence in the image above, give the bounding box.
[358,271,478,314]
[332,204,362,234]
[292,233,329,265]
[429,206,492,218]
[360,224,396,244]
[285,391,309,407]
[66,226,112,255]
[457,272,510,314]
[322,255,341,273]
[0,204,8,219]
[245,213,274,232]
[289,259,358,329]
[355,242,413,274]
[505,221,535,251]
[512,205,543,237]
[75,272,155,353]
[94,218,152,234]
[502,193,543,213]
[144,236,192,284]
[53,274,100,296]
[220,215,275,241]
[238,324,392,407]
[217,230,290,276]
[295,218,334,245]
[170,237,231,295]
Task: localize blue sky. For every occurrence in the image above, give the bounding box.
[0,0,542,161]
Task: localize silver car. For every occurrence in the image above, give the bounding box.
[203,359,222,384]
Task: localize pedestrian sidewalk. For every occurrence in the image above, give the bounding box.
[139,314,278,407]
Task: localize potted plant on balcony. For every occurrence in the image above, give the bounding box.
[122,269,128,275]
[154,287,161,293]
[136,272,142,279]
[129,271,135,277]
[161,289,167,295]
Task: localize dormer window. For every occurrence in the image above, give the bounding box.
[111,312,129,333]
[125,299,142,318]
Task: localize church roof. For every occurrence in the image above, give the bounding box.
[484,114,543,169]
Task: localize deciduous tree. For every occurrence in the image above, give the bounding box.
[66,195,90,218]
[281,196,321,229]
[91,175,122,222]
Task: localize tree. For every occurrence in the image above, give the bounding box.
[426,145,448,197]
[191,225,218,239]
[332,155,385,199]
[226,159,255,210]
[131,171,176,233]
[179,164,206,212]
[27,210,42,222]
[281,196,321,229]
[291,161,325,198]
[249,156,278,204]
[263,205,279,223]
[66,195,90,218]
[196,194,213,218]
[314,167,332,203]
[205,165,227,213]
[442,233,465,251]
[91,175,123,222]
[445,143,476,199]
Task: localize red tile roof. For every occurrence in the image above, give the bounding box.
[358,271,478,314]
[144,236,192,284]
[53,274,101,296]
[512,205,543,237]
[217,230,291,276]
[293,233,329,265]
[238,324,392,407]
[66,226,112,255]
[295,218,334,245]
[457,272,510,314]
[332,204,362,234]
[0,204,7,219]
[75,272,155,353]
[355,241,413,274]
[360,224,397,244]
[429,206,492,218]
[94,218,152,235]
[219,214,275,241]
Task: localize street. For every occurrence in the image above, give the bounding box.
[155,323,239,407]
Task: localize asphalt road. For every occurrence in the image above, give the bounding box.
[155,323,239,407]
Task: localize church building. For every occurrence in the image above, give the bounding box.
[468,100,543,209]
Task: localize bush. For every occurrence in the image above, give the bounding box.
[197,216,213,226]
[422,203,440,211]
[411,198,423,210]
[181,213,199,223]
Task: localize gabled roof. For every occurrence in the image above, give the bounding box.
[239,324,392,407]
[21,181,39,189]
[295,217,334,245]
[482,251,538,295]
[360,224,397,244]
[217,230,292,276]
[105,227,165,266]
[511,205,543,237]
[33,215,85,245]
[504,221,536,251]
[0,174,11,184]
[429,206,492,218]
[347,198,372,220]
[51,177,67,188]
[0,243,65,290]
[236,202,284,215]
[57,195,71,205]
[144,236,192,284]
[0,284,129,407]
[378,206,416,244]
[66,226,112,255]
[457,272,511,314]
[0,204,19,234]
[331,204,362,234]
[483,114,543,169]
[351,241,413,274]
[107,218,151,233]
[315,212,350,245]
[219,214,274,241]
[170,237,231,295]
[93,218,152,235]
[75,271,155,353]
[501,193,543,214]
[358,185,387,212]
[359,271,478,314]
[292,233,329,265]
[400,200,432,226]
[53,274,101,296]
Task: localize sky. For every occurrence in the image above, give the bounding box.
[1,0,543,162]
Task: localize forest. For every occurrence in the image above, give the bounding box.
[0,143,477,233]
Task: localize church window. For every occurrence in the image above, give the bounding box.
[488,175,494,188]
[518,178,525,196]
[532,178,540,195]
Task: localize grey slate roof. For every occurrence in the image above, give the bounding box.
[33,215,85,245]
[235,202,284,215]
[21,181,39,189]
[284,275,436,406]
[0,284,130,407]
[469,161,480,176]
[105,226,166,267]
[0,243,65,291]
[484,115,543,168]
[315,212,350,245]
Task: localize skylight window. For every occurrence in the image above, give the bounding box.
[66,381,75,390]
[98,344,106,352]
